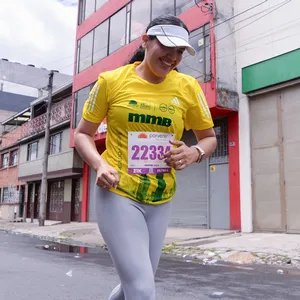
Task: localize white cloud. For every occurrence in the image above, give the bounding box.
[0,0,77,75]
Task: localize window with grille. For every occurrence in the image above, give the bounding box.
[50,132,62,155]
[209,119,229,164]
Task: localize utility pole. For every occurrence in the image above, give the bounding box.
[39,71,54,226]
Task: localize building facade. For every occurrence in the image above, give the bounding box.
[0,127,25,220]
[234,0,300,233]
[71,0,241,229]
[0,83,83,223]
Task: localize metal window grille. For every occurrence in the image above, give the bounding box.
[209,119,229,164]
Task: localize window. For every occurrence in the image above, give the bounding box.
[130,0,151,42]
[50,133,62,155]
[2,186,18,204]
[85,0,96,19]
[1,153,9,168]
[93,20,109,63]
[96,0,108,10]
[177,24,211,83]
[27,142,38,161]
[76,1,198,74]
[109,7,127,55]
[2,187,9,203]
[78,0,108,24]
[152,0,175,20]
[78,31,93,73]
[175,0,195,15]
[10,150,18,166]
[73,85,93,128]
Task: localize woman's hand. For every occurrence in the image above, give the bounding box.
[163,140,199,171]
[96,162,120,190]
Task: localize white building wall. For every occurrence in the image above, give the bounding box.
[234,0,300,232]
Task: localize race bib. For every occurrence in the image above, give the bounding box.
[128,132,175,175]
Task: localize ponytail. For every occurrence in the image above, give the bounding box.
[128,45,145,64]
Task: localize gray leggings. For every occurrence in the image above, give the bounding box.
[94,186,172,300]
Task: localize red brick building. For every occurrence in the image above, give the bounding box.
[0,127,25,220]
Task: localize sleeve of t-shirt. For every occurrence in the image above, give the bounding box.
[184,79,214,131]
[82,75,108,124]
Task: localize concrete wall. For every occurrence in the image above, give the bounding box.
[18,127,79,178]
[0,80,39,97]
[0,59,72,91]
[0,109,16,136]
[214,0,239,110]
[234,0,300,232]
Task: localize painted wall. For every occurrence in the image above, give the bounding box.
[234,0,300,232]
[18,127,78,178]
[214,0,238,110]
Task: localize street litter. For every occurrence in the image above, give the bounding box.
[213,292,224,296]
[74,255,80,258]
[66,270,73,277]
[208,260,218,265]
[203,258,218,265]
[185,260,193,263]
[277,269,284,275]
[44,245,49,250]
[207,251,215,257]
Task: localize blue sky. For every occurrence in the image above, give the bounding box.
[0,0,78,75]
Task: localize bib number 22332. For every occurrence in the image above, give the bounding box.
[128,132,175,175]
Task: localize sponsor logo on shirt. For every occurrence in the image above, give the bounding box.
[128,113,172,127]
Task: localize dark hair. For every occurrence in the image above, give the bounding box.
[128,15,189,64]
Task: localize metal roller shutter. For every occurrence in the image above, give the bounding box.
[170,130,208,227]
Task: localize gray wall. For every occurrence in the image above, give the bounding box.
[0,109,16,136]
[0,59,72,91]
[214,0,239,110]
[18,127,82,178]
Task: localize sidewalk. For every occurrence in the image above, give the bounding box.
[1,219,300,269]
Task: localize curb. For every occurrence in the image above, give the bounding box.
[0,228,104,248]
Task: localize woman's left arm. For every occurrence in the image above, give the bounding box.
[164,128,217,171]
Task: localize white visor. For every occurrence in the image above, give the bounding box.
[146,25,195,56]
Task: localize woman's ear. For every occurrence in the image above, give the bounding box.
[141,34,149,48]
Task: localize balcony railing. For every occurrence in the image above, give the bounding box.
[20,97,72,139]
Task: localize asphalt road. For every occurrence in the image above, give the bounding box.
[1,231,300,300]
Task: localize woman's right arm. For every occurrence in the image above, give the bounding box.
[74,119,119,189]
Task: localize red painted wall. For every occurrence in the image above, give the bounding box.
[228,112,241,230]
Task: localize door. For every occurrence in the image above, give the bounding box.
[209,119,230,229]
[71,179,81,222]
[250,84,300,233]
[170,130,208,227]
[47,181,64,221]
[281,86,300,233]
[19,185,25,218]
[26,184,33,218]
[34,182,41,219]
[209,164,230,229]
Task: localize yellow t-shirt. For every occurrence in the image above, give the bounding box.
[82,62,214,205]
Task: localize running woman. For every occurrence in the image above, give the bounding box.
[74,15,217,300]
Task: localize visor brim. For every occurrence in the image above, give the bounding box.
[156,35,196,56]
